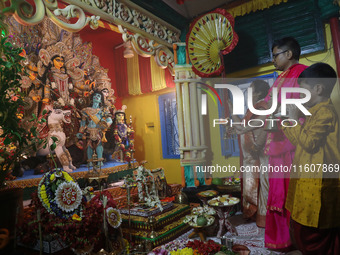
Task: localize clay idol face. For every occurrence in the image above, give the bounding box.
[93,93,102,103]
[53,56,64,70]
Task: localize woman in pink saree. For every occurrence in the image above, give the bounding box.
[264,37,307,250]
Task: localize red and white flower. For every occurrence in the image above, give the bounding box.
[106,207,122,228]
[55,182,82,212]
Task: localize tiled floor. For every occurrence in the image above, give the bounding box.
[222,214,302,255]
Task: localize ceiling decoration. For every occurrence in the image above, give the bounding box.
[1,0,99,32]
[119,25,175,75]
[64,0,181,48]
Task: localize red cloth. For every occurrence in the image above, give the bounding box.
[165,68,176,88]
[291,219,340,255]
[138,55,153,93]
[113,47,129,97]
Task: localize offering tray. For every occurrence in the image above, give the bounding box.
[186,215,215,242]
[208,195,240,207]
[208,195,240,238]
[196,190,218,205]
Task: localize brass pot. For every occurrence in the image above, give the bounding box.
[174,191,188,204]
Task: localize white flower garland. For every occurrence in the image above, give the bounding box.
[55,181,82,212]
[106,207,122,228]
[135,166,163,211]
[192,205,216,216]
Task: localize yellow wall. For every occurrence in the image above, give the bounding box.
[122,87,182,184]
[123,23,339,185]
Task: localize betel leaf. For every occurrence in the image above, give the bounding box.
[50,143,56,151]
[51,136,58,143]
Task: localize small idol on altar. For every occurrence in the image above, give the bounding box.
[112,108,135,162]
[78,90,113,166]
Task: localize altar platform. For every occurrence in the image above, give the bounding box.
[6,160,138,200]
[120,203,191,248]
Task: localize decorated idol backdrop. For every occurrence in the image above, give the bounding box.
[4,16,134,174]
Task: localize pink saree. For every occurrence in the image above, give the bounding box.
[264,64,307,249]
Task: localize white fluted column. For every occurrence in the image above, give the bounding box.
[173,45,207,167]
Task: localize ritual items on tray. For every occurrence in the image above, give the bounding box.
[196,190,218,206]
[208,195,240,207]
[183,206,216,242]
[183,205,216,227]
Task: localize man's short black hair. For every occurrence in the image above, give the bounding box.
[272,37,301,60]
[298,63,337,97]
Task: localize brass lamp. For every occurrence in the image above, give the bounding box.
[147,216,158,239]
[264,114,279,132]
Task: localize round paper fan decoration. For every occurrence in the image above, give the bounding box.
[186,8,238,77]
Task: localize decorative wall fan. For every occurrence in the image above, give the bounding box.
[186,8,238,77]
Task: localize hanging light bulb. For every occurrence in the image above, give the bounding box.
[123,41,134,58]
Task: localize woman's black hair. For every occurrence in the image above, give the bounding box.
[252,79,270,100]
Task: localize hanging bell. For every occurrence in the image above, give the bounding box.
[264,114,279,132]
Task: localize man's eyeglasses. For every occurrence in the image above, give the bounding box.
[272,50,288,59]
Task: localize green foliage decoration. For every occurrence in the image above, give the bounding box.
[0,15,47,188]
